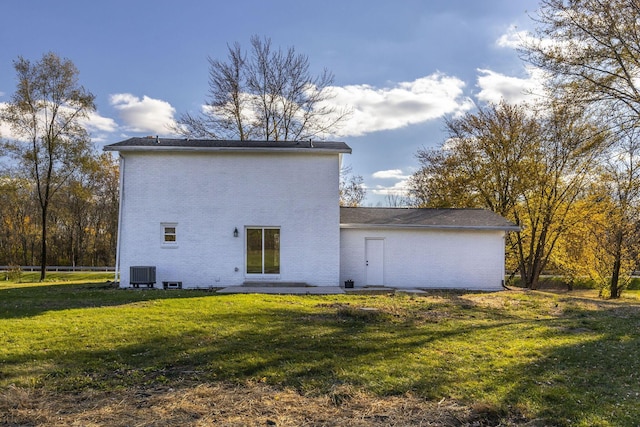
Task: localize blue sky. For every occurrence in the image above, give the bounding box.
[0,0,542,204]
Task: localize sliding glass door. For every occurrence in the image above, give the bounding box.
[246,227,280,275]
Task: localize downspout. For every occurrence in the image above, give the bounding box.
[114,154,125,285]
[501,232,507,289]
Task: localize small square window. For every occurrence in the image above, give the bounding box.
[161,223,177,246]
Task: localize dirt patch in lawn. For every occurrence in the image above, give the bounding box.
[1,381,534,426]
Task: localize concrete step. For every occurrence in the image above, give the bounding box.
[242,281,312,288]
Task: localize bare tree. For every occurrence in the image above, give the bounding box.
[385,193,411,207]
[178,36,349,141]
[339,166,366,207]
[0,52,95,280]
[523,0,640,122]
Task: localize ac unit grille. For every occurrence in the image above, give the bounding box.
[130,266,156,288]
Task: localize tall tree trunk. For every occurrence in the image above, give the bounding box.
[516,231,531,288]
[39,204,47,281]
[610,230,624,299]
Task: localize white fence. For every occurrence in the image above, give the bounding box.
[0,266,115,272]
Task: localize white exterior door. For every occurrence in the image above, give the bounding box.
[365,238,384,286]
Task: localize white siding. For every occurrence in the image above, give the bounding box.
[340,228,506,290]
[117,151,340,288]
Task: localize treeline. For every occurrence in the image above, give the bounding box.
[0,52,118,278]
[0,153,118,267]
[408,100,639,298]
[408,0,640,299]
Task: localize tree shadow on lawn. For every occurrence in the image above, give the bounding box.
[0,297,523,391]
[0,282,214,319]
[488,303,640,426]
[3,290,639,425]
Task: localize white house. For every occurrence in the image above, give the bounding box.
[105,137,518,290]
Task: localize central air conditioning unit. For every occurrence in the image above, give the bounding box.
[130,266,156,288]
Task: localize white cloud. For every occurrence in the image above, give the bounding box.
[496,25,530,49]
[77,110,119,145]
[188,73,475,139]
[370,168,412,196]
[372,169,409,180]
[110,93,178,134]
[327,73,474,137]
[80,110,118,133]
[480,25,552,105]
[371,179,410,196]
[0,112,13,140]
[497,25,558,52]
[476,68,546,105]
[0,102,119,143]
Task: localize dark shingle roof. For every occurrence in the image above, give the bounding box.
[340,207,519,231]
[104,137,351,153]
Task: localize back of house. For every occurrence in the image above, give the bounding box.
[105,137,351,289]
[105,137,518,291]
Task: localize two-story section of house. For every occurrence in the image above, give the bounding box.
[105,137,351,289]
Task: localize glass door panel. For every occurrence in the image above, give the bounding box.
[246,228,263,274]
[264,229,280,274]
[246,227,280,275]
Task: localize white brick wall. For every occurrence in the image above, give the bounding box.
[340,228,506,290]
[117,151,340,288]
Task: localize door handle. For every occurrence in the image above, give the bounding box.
[366,261,369,266]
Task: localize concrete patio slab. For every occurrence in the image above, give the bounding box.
[217,286,346,295]
[344,287,427,295]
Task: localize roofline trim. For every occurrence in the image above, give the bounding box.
[104,145,351,154]
[340,223,522,231]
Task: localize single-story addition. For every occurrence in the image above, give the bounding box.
[340,207,520,290]
[104,137,518,291]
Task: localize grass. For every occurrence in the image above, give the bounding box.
[1,277,639,426]
[1,270,115,284]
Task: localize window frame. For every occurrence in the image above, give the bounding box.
[161,222,178,248]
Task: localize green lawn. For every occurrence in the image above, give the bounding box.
[1,270,115,284]
[1,278,639,426]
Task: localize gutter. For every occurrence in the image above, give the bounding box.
[340,223,522,232]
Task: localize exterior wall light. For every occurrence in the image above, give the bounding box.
[233,227,239,238]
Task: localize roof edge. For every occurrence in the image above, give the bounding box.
[340,223,521,232]
[103,137,352,154]
[104,145,351,154]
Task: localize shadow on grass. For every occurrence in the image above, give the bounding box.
[0,282,214,319]
[494,303,640,426]
[1,289,640,425]
[0,294,522,392]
